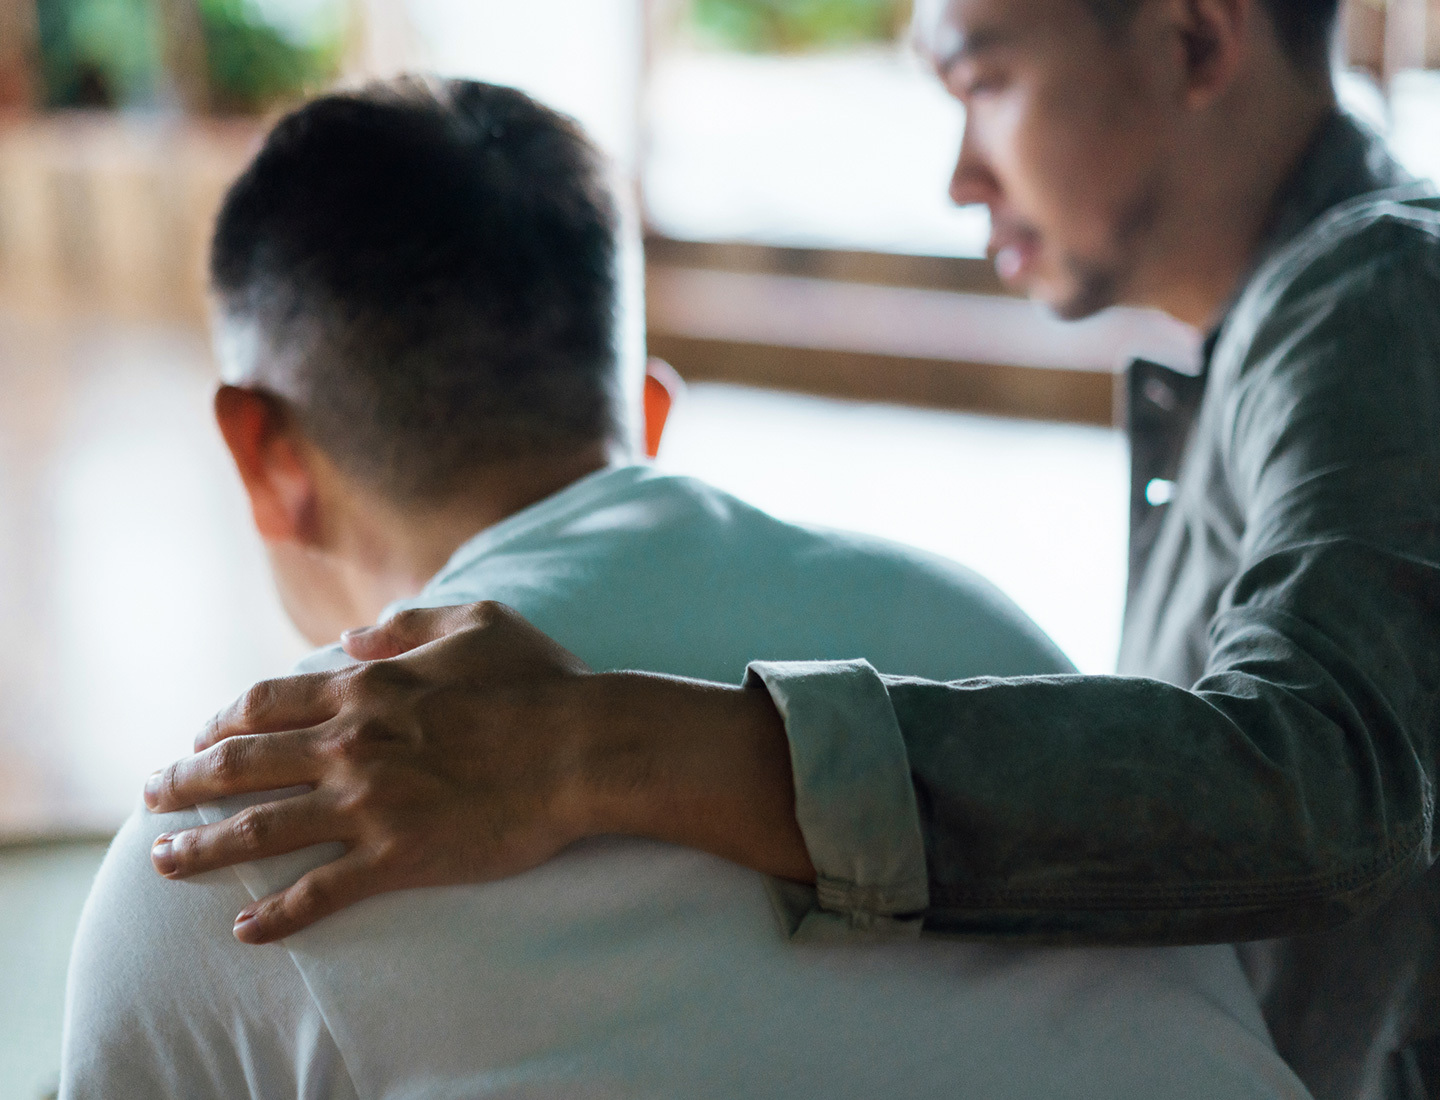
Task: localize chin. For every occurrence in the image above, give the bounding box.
[1039,267,1121,322]
[1048,295,1106,322]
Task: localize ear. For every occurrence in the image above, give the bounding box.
[642,358,685,459]
[214,385,320,545]
[1173,0,1249,109]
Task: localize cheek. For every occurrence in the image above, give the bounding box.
[1005,81,1157,250]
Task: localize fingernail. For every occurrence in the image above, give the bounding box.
[151,835,176,875]
[143,771,163,808]
[340,626,374,642]
[233,911,263,943]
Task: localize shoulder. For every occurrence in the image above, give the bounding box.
[1216,188,1440,468]
[1273,185,1440,297]
[773,523,1076,677]
[627,475,1075,676]
[1223,186,1440,379]
[60,808,352,1099]
[413,467,1073,680]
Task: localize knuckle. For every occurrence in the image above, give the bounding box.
[370,834,404,868]
[208,738,248,783]
[336,727,371,760]
[236,679,278,726]
[470,600,509,627]
[324,724,361,759]
[349,659,414,697]
[231,807,271,852]
[195,715,221,752]
[153,765,179,804]
[347,661,385,694]
[357,715,403,747]
[326,718,398,762]
[372,836,423,879]
[288,876,331,918]
[332,770,380,815]
[386,607,425,634]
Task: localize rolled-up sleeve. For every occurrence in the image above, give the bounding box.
[745,659,929,939]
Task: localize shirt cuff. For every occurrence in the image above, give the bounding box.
[745,659,929,941]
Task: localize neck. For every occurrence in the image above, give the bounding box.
[323,442,616,627]
[1141,66,1335,330]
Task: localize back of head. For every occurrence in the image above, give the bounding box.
[211,77,624,506]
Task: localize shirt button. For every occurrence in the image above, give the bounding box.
[1145,478,1176,506]
[1143,377,1178,411]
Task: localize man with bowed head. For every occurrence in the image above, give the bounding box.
[147,0,1440,1095]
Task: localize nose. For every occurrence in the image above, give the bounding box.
[948,113,1000,208]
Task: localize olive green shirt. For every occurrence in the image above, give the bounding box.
[750,116,1440,1093]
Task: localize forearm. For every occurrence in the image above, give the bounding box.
[574,671,816,883]
[894,667,1430,944]
[560,662,1429,945]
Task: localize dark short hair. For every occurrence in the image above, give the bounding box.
[1089,0,1340,72]
[211,77,623,505]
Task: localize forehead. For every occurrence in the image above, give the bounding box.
[913,0,1092,69]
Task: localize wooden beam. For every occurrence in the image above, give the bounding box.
[644,234,1012,296]
[648,332,1119,426]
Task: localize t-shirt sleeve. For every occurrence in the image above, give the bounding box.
[58,806,358,1100]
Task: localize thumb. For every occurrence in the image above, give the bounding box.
[341,605,477,661]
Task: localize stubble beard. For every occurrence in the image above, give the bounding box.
[1049,256,1123,320]
[1044,171,1163,321]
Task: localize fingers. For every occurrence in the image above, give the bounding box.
[145,728,321,813]
[195,670,344,753]
[232,850,378,944]
[151,789,339,880]
[340,603,493,661]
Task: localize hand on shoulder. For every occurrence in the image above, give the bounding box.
[144,602,809,943]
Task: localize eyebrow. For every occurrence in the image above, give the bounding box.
[931,25,1017,74]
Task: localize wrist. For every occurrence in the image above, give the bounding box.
[561,670,814,883]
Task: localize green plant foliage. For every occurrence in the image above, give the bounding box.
[34,0,339,114]
[198,0,340,115]
[691,0,910,52]
[35,0,162,107]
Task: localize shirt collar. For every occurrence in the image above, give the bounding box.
[1199,110,1411,371]
[1256,109,1411,264]
[421,463,654,593]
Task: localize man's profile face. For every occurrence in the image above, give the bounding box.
[919,0,1176,318]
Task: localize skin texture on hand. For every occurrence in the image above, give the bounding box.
[143,602,812,944]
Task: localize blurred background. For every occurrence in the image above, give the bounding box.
[2,0,1440,1093]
